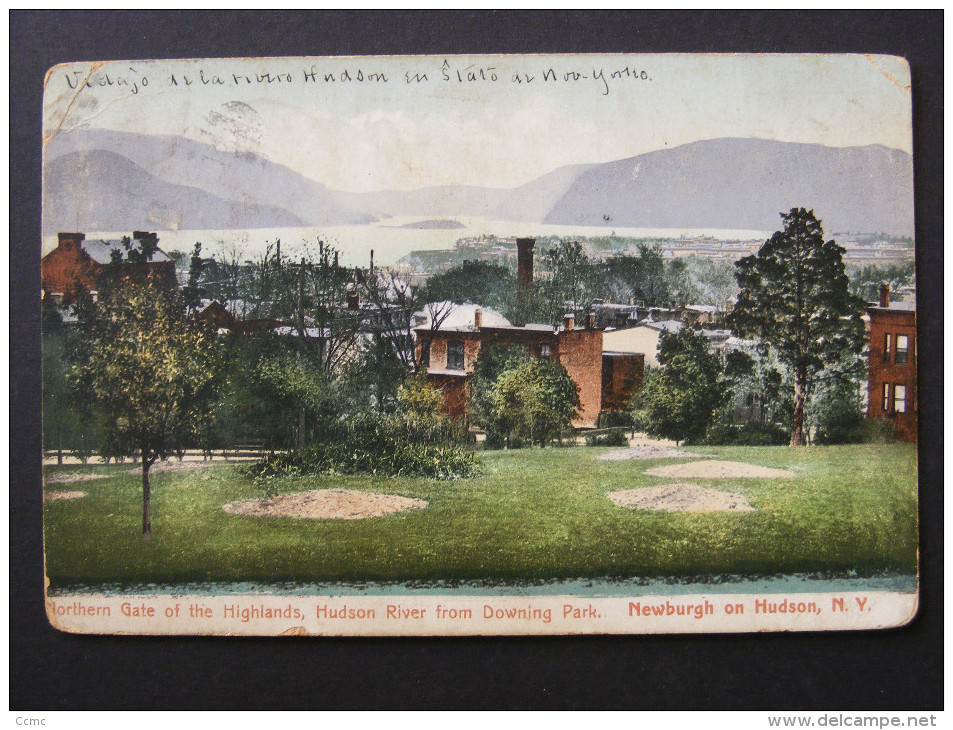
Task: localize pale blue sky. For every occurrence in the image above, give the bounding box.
[44,54,912,193]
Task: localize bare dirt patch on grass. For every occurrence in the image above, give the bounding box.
[597,445,704,461]
[223,489,428,520]
[645,460,795,479]
[44,490,88,501]
[608,483,755,512]
[128,460,227,475]
[44,472,107,484]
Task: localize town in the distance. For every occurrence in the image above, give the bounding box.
[42,215,917,469]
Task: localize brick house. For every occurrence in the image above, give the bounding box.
[415,237,644,429]
[601,350,645,412]
[42,231,176,304]
[196,300,285,335]
[416,310,608,428]
[867,284,917,441]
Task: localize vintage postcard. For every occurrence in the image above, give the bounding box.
[41,54,917,636]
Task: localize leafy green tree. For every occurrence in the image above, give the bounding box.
[633,242,668,305]
[807,351,869,444]
[249,349,342,451]
[273,242,362,374]
[199,244,246,312]
[396,372,444,418]
[240,240,364,445]
[667,255,738,309]
[424,260,516,319]
[811,371,867,444]
[597,254,644,303]
[729,209,865,446]
[70,281,222,540]
[42,307,99,463]
[467,344,530,437]
[483,358,580,447]
[359,267,455,373]
[664,257,692,306]
[359,332,412,412]
[640,327,725,444]
[593,244,671,307]
[540,240,593,325]
[181,243,207,316]
[847,260,915,304]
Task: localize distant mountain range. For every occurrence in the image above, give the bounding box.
[43,129,373,233]
[43,129,913,237]
[541,138,913,235]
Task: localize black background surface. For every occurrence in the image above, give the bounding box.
[10,10,943,710]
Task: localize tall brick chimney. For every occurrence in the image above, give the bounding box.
[58,232,85,251]
[563,313,575,331]
[880,284,890,308]
[474,308,483,330]
[132,231,158,244]
[516,237,535,287]
[587,313,596,329]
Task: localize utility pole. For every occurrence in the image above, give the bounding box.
[297,256,306,332]
[296,256,306,453]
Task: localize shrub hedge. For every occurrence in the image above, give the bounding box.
[701,422,790,446]
[244,411,481,483]
[585,429,630,447]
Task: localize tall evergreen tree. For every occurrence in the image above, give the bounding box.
[729,209,865,446]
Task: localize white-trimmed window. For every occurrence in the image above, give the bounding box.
[882,383,891,413]
[894,384,907,413]
[896,335,909,365]
[883,333,892,362]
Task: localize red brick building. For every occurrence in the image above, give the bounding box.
[601,351,645,411]
[415,238,643,429]
[42,231,176,304]
[417,309,641,429]
[867,285,917,441]
[196,300,285,335]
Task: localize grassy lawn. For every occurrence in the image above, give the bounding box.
[43,443,918,590]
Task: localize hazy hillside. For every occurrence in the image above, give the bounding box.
[543,138,913,236]
[43,128,374,232]
[43,131,913,237]
[331,163,593,222]
[43,150,307,234]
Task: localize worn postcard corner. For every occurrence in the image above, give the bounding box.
[41,54,917,637]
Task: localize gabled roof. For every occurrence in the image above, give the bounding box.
[80,238,173,265]
[868,301,916,312]
[684,304,719,313]
[413,301,512,332]
[638,319,684,333]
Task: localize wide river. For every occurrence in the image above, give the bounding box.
[42,218,770,268]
